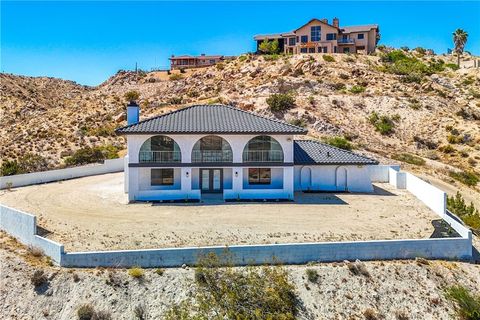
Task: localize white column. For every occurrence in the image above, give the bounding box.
[181,167,192,199]
[283,167,294,200]
[128,167,139,202]
[231,167,243,199]
[124,155,129,193]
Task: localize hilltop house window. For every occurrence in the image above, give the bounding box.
[334,46,337,53]
[288,37,296,46]
[301,35,308,43]
[300,48,307,53]
[248,168,271,185]
[357,33,365,39]
[311,26,321,42]
[151,169,174,186]
[326,33,337,41]
[308,47,315,53]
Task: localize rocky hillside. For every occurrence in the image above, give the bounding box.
[1,50,479,189]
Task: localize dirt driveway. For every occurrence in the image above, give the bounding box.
[0,173,440,251]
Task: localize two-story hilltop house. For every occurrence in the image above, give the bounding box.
[116,104,378,202]
[254,18,380,55]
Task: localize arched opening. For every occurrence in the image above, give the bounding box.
[300,166,312,191]
[336,167,348,191]
[192,135,233,162]
[243,136,284,162]
[139,135,181,162]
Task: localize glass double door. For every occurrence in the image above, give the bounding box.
[200,169,223,193]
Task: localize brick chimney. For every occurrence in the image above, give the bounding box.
[333,17,339,28]
[127,101,139,125]
[321,18,328,24]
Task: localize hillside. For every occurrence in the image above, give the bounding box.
[1,50,479,192]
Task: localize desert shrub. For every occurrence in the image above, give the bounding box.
[1,160,21,176]
[440,144,456,154]
[324,136,353,150]
[306,269,319,283]
[449,170,479,187]
[128,267,145,279]
[349,85,366,94]
[446,63,460,70]
[65,145,120,166]
[368,112,395,135]
[264,54,280,61]
[330,82,346,91]
[2,153,49,176]
[445,285,480,320]
[400,73,423,83]
[165,252,297,319]
[339,73,350,80]
[77,304,95,320]
[31,270,48,288]
[414,47,426,55]
[323,55,335,62]
[124,90,140,102]
[392,153,425,166]
[380,50,443,77]
[288,118,306,128]
[169,73,183,81]
[448,134,464,144]
[133,304,147,320]
[238,55,248,62]
[447,192,480,231]
[266,93,295,112]
[347,260,370,277]
[93,311,112,320]
[168,96,183,105]
[363,308,379,320]
[155,268,165,276]
[409,101,422,110]
[28,246,44,258]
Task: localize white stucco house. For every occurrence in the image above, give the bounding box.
[116,103,378,202]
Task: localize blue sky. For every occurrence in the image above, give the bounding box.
[1,1,479,86]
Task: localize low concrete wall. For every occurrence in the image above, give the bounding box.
[0,158,124,189]
[0,205,64,263]
[405,173,446,216]
[61,237,471,268]
[369,165,400,182]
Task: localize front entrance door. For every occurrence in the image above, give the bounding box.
[200,169,223,193]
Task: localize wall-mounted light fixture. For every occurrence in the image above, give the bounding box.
[235,171,238,177]
[186,171,190,178]
[286,137,292,141]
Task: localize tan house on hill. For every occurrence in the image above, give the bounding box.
[170,54,224,70]
[254,18,380,55]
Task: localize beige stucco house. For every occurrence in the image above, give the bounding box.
[254,18,380,54]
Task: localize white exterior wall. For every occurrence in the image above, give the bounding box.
[294,165,374,193]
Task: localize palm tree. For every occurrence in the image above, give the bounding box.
[452,29,468,67]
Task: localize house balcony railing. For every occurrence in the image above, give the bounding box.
[243,150,284,162]
[192,150,233,163]
[338,38,355,44]
[139,151,182,163]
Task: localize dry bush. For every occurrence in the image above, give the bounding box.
[363,308,379,320]
[128,266,145,279]
[31,270,48,288]
[347,260,371,277]
[27,246,44,258]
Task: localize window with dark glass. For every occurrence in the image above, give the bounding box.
[248,168,271,185]
[301,35,308,43]
[288,37,296,46]
[326,33,337,40]
[357,33,365,39]
[323,47,328,53]
[311,26,321,41]
[300,48,307,53]
[151,169,174,186]
[308,47,315,53]
[334,46,337,53]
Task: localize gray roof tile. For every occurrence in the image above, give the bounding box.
[294,140,378,165]
[116,104,307,135]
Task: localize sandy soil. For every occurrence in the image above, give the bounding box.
[1,232,479,320]
[0,173,441,252]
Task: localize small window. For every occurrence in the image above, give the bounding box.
[334,46,337,53]
[151,169,174,186]
[308,47,315,53]
[323,47,328,53]
[248,168,271,185]
[326,33,337,41]
[300,48,307,53]
[288,37,296,46]
[358,33,364,39]
[301,35,308,43]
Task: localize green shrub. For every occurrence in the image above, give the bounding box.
[169,73,183,81]
[165,252,297,319]
[440,144,456,154]
[168,96,183,105]
[392,153,425,166]
[445,285,480,320]
[124,90,140,102]
[368,112,395,135]
[259,39,280,54]
[446,63,460,70]
[1,153,48,176]
[447,192,480,231]
[266,93,295,112]
[409,102,422,110]
[264,54,280,61]
[400,73,423,83]
[238,55,248,62]
[288,118,306,128]
[155,268,165,276]
[128,267,145,279]
[324,136,353,150]
[349,85,366,94]
[449,170,479,186]
[323,55,335,62]
[77,304,95,320]
[306,269,319,283]
[380,50,443,77]
[1,160,21,176]
[65,145,120,166]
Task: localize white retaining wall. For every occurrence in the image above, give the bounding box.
[405,173,446,216]
[0,205,64,263]
[0,158,124,189]
[369,165,400,182]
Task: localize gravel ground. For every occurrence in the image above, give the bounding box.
[0,172,442,252]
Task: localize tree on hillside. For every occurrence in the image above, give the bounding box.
[452,29,468,67]
[259,39,280,55]
[124,90,140,103]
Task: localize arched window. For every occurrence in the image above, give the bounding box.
[192,135,233,162]
[139,135,181,162]
[243,136,284,162]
